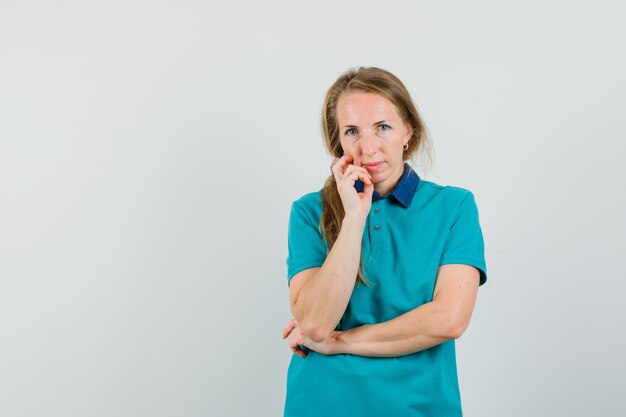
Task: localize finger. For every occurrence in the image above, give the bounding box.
[343,166,358,182]
[352,165,372,179]
[362,180,375,196]
[341,165,372,184]
[286,331,302,348]
[359,170,373,185]
[340,165,363,179]
[294,347,308,358]
[290,343,307,358]
[282,320,297,339]
[283,326,298,341]
[290,346,301,358]
[282,324,292,339]
[332,154,353,177]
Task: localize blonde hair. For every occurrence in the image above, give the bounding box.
[320,66,434,286]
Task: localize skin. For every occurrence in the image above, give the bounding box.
[282,92,480,358]
[283,264,480,358]
[283,91,411,357]
[336,92,413,199]
[287,154,374,344]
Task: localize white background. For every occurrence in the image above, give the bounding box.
[1,1,625,416]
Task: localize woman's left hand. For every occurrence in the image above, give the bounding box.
[282,318,308,358]
[282,318,342,356]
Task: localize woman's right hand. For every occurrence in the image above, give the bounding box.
[331,154,374,219]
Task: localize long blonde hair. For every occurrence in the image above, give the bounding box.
[320,67,434,287]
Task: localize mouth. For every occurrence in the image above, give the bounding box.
[363,162,384,171]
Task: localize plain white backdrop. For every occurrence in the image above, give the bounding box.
[1,1,625,416]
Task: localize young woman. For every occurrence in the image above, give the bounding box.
[282,66,488,417]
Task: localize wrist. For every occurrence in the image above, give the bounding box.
[343,213,367,226]
[329,330,349,355]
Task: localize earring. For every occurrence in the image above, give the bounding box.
[403,142,409,151]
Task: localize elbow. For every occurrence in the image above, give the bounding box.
[291,309,332,343]
[291,302,334,343]
[300,322,333,343]
[448,324,465,340]
[447,318,469,340]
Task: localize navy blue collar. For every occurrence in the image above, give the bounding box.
[354,162,420,208]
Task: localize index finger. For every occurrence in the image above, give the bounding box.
[331,154,353,176]
[281,318,299,339]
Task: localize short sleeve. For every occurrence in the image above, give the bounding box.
[439,191,488,286]
[286,201,327,287]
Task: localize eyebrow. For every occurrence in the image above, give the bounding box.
[341,120,390,129]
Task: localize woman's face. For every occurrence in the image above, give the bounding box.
[336,91,413,196]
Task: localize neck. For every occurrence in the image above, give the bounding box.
[374,163,405,197]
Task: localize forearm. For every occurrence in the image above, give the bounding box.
[293,215,366,342]
[333,300,458,357]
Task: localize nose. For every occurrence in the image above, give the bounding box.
[360,129,377,155]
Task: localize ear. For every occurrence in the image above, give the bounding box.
[404,122,414,141]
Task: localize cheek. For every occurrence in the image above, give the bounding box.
[381,143,403,160]
[342,142,359,155]
[391,140,405,153]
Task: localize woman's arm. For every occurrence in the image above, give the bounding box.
[290,156,373,344]
[291,214,367,343]
[301,264,481,357]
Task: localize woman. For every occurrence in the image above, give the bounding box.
[281,67,487,417]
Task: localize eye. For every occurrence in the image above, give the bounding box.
[378,124,391,132]
[345,128,357,136]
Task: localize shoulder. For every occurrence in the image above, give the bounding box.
[417,179,475,206]
[292,189,323,207]
[289,189,323,221]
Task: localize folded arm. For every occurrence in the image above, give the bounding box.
[301,264,481,357]
[290,215,367,342]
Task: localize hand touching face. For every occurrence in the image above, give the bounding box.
[336,92,413,197]
[330,153,374,218]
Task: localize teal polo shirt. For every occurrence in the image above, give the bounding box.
[284,163,487,417]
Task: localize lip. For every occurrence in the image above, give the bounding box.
[363,162,384,171]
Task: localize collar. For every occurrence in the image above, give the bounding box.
[354,162,420,208]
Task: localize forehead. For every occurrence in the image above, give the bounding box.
[336,92,401,125]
